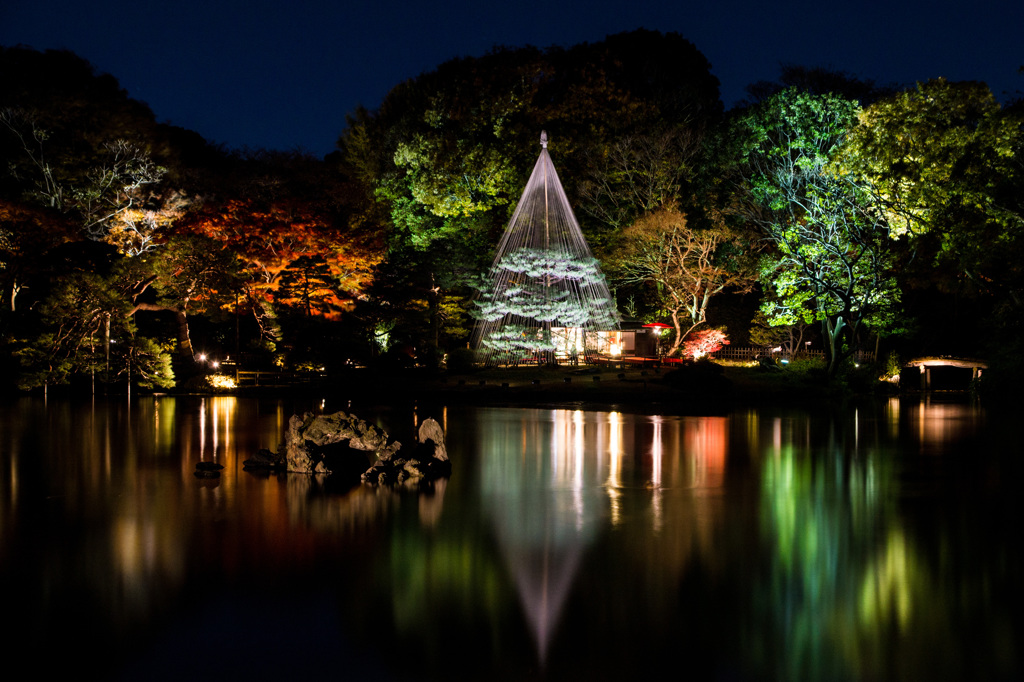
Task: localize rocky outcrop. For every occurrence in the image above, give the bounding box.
[361,418,451,487]
[243,412,450,490]
[283,411,401,475]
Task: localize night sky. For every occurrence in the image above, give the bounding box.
[2,0,1021,156]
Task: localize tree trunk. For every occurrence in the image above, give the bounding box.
[668,309,684,356]
[175,309,194,359]
[132,302,194,360]
[823,315,845,379]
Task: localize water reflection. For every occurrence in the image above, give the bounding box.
[756,427,891,680]
[476,408,731,663]
[746,400,1016,681]
[0,396,1018,680]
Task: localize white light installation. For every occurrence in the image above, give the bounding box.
[472,132,619,365]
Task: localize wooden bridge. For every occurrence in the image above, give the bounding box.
[905,357,988,390]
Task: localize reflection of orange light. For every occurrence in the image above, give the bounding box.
[687,417,727,487]
[606,412,624,525]
[915,401,978,451]
[651,416,663,487]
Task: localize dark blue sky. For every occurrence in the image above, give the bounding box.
[2,1,1021,156]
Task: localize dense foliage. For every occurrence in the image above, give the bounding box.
[1,36,1021,391]
[734,89,902,377]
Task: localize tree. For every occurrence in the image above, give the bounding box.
[741,65,897,108]
[614,204,753,356]
[108,334,175,390]
[736,89,901,378]
[177,193,380,347]
[0,198,77,312]
[10,257,171,392]
[472,248,618,363]
[836,79,1024,306]
[118,234,240,360]
[347,29,722,249]
[577,127,703,235]
[749,310,811,357]
[0,109,167,242]
[337,31,722,356]
[13,270,125,388]
[682,327,728,360]
[275,255,343,318]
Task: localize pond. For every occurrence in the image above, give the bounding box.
[0,395,1019,680]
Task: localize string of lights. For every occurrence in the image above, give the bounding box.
[472,132,619,365]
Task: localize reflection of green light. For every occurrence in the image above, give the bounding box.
[759,439,897,679]
[859,528,914,631]
[389,532,509,634]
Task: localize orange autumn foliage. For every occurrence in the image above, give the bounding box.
[175,198,382,317]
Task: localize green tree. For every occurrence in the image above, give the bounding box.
[337,31,721,357]
[836,79,1024,306]
[13,270,125,388]
[736,89,901,378]
[473,248,618,363]
[108,334,175,390]
[9,257,170,391]
[749,310,811,356]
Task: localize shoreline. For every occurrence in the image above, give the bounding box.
[2,364,989,414]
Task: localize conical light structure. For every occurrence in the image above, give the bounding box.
[472,132,619,365]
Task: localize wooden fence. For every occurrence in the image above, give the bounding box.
[234,370,327,387]
[709,346,876,363]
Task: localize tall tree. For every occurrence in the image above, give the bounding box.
[275,255,343,318]
[0,47,191,248]
[836,79,1024,307]
[736,89,901,377]
[741,65,897,107]
[337,30,721,355]
[177,187,381,347]
[120,234,240,360]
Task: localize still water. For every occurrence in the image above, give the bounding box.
[0,396,1020,680]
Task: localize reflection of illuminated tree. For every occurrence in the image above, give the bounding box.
[478,409,604,662]
[754,433,894,679]
[750,404,1018,680]
[475,408,736,668]
[383,529,520,664]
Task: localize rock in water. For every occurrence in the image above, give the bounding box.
[244,411,450,490]
[418,418,448,462]
[243,448,285,471]
[362,417,450,487]
[285,411,401,475]
[195,461,224,471]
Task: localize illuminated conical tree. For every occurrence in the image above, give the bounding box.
[472,132,618,365]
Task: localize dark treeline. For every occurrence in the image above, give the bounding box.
[1,33,1022,392]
